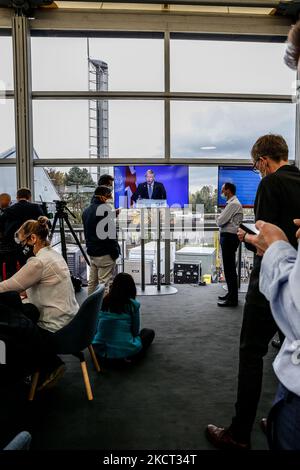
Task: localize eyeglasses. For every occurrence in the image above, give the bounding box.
[251,160,260,174]
[252,156,267,174]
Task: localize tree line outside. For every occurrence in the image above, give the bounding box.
[189,185,218,214]
[47,167,96,222]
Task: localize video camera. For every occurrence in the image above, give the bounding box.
[53,199,67,210]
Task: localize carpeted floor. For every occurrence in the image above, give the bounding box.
[0,284,278,450]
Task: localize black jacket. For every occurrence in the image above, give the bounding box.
[246,164,300,305]
[131,181,167,202]
[82,199,120,260]
[0,292,41,375]
[0,200,44,241]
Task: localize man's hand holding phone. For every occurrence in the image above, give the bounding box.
[239,223,260,236]
[238,223,259,244]
[237,227,246,242]
[245,220,288,255]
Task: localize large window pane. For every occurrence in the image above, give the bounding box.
[33,165,254,286]
[189,166,217,212]
[171,39,296,95]
[33,100,164,159]
[33,165,105,285]
[0,99,15,154]
[33,165,105,205]
[0,34,14,90]
[0,166,17,199]
[187,166,254,283]
[31,35,164,91]
[171,101,296,159]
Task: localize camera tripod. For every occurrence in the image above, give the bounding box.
[50,200,90,267]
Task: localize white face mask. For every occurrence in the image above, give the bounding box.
[260,171,267,179]
[258,158,268,179]
[220,193,227,200]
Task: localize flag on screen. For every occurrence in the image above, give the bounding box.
[125,166,137,208]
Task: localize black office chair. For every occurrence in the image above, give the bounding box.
[28,285,105,401]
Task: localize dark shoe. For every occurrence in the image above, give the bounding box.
[218,293,229,301]
[37,364,66,392]
[260,418,267,435]
[271,339,281,350]
[206,424,250,450]
[217,300,238,307]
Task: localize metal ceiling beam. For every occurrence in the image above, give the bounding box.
[32,158,254,166]
[31,91,294,103]
[30,9,292,36]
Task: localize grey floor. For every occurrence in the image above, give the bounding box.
[1,284,278,450]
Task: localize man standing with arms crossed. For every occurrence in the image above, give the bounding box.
[216,182,243,308]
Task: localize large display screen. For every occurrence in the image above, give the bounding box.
[218,166,261,208]
[114,165,189,209]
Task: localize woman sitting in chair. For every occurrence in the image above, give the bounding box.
[0,216,79,389]
[92,273,154,364]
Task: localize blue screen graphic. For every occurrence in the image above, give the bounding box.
[114,165,189,209]
[218,166,261,208]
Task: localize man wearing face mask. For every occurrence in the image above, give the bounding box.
[83,185,120,295]
[0,193,17,280]
[216,183,243,307]
[206,134,300,449]
[0,188,44,271]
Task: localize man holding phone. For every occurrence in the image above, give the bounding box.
[206,133,300,449]
[216,183,243,307]
[239,223,259,236]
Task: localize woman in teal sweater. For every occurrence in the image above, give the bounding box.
[92,273,155,362]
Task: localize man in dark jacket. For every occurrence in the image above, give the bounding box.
[82,185,120,295]
[0,188,44,271]
[206,134,300,449]
[0,193,16,280]
[131,169,166,203]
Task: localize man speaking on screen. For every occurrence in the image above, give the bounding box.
[131,169,167,204]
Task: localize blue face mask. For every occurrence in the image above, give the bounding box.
[220,193,226,200]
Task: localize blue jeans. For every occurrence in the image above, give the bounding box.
[267,382,300,450]
[4,431,32,450]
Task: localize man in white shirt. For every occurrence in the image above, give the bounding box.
[216,182,243,307]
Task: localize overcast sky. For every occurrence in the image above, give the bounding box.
[0,35,296,194]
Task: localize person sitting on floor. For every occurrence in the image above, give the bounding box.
[0,216,79,390]
[92,273,155,365]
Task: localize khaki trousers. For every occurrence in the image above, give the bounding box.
[88,254,116,295]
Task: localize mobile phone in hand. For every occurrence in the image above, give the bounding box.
[240,222,260,236]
